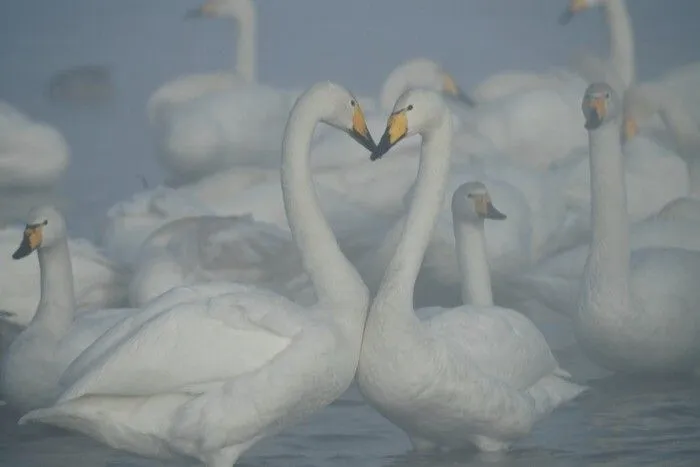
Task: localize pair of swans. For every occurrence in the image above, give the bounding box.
[8,85,582,464]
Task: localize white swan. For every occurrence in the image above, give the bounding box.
[0,225,129,337]
[574,82,700,374]
[0,206,137,411]
[357,89,585,453]
[128,214,314,308]
[147,0,257,124]
[0,102,69,191]
[18,82,376,467]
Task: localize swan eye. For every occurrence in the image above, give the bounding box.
[407,104,414,111]
[42,220,48,226]
[605,92,610,99]
[350,99,356,107]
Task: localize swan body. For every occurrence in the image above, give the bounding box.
[19,82,375,467]
[357,89,585,452]
[574,83,700,374]
[129,214,314,307]
[0,226,129,332]
[0,102,69,190]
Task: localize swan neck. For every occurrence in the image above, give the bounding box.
[605,0,635,88]
[32,239,76,333]
[374,114,453,313]
[234,0,257,83]
[583,119,631,318]
[281,91,367,316]
[454,219,493,306]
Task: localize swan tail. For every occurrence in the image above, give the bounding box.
[527,373,588,416]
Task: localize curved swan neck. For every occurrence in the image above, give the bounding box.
[281,89,367,312]
[605,0,635,88]
[31,238,76,334]
[373,113,453,313]
[234,0,257,83]
[454,219,493,306]
[582,117,631,319]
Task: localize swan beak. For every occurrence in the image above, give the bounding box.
[347,105,377,153]
[559,0,588,24]
[475,195,507,220]
[185,2,215,19]
[371,110,408,161]
[583,96,606,130]
[12,223,45,260]
[623,117,638,141]
[442,73,476,107]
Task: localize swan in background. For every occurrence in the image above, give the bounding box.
[560,0,634,93]
[0,102,69,190]
[18,82,376,467]
[149,0,298,184]
[657,61,700,122]
[147,0,257,124]
[623,81,700,221]
[128,214,314,307]
[574,83,700,374]
[0,206,137,411]
[0,224,129,341]
[357,89,585,453]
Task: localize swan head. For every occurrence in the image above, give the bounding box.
[371,89,448,160]
[582,82,620,131]
[452,182,507,223]
[379,58,475,112]
[559,0,606,24]
[12,206,66,260]
[311,82,377,153]
[186,0,253,20]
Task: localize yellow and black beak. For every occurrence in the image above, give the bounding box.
[443,73,477,108]
[473,194,507,220]
[559,0,589,25]
[12,221,46,260]
[583,95,607,130]
[622,116,638,142]
[347,104,377,153]
[185,1,215,19]
[371,109,408,161]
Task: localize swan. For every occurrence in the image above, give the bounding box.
[560,0,635,93]
[356,89,585,453]
[147,0,257,124]
[0,225,129,338]
[128,214,314,308]
[573,82,700,374]
[0,102,69,191]
[622,81,700,221]
[18,81,376,467]
[0,206,138,411]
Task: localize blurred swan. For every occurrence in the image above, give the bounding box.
[623,81,700,221]
[0,102,69,190]
[147,0,257,123]
[357,90,585,453]
[573,83,700,374]
[128,214,314,308]
[18,82,376,467]
[0,224,129,341]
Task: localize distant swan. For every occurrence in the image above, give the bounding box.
[18,82,376,467]
[357,89,585,453]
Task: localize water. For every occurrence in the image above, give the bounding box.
[2,0,700,465]
[2,377,700,466]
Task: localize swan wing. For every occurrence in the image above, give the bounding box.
[57,283,306,402]
[421,306,559,389]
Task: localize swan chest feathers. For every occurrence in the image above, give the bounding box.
[576,247,700,373]
[20,283,358,462]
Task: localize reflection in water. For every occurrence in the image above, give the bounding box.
[1,378,699,466]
